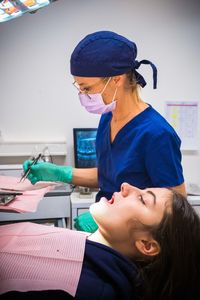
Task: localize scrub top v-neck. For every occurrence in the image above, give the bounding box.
[95,105,184,202]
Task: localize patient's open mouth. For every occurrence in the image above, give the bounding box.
[108,196,114,204]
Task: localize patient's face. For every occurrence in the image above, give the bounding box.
[90,183,172,242]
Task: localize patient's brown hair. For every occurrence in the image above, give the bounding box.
[138,190,200,300]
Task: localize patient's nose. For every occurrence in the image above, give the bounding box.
[121,182,141,196]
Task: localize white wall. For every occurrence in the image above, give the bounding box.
[0,0,200,183]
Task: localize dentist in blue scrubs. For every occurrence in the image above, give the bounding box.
[23,31,186,231]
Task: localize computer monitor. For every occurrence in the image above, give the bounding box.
[73,128,98,168]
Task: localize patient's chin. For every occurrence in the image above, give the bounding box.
[89,200,109,220]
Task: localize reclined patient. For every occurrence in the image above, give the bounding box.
[0,183,200,300]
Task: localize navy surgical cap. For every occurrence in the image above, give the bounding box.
[70,31,157,89]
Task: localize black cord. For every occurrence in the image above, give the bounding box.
[69,184,77,193]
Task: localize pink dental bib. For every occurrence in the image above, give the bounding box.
[0,222,88,296]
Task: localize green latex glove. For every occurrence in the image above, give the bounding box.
[74,211,98,233]
[22,160,73,185]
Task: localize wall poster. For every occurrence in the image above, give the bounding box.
[165,101,198,150]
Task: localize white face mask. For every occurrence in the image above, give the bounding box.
[78,77,117,114]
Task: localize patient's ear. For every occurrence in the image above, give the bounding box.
[135,239,160,256]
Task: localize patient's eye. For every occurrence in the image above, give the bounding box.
[139,195,146,205]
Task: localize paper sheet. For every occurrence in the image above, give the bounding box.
[0,176,59,213]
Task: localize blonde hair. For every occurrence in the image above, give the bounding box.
[126,71,142,102]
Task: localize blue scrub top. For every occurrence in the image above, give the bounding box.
[95,105,184,201]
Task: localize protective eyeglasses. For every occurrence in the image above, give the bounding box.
[72,81,83,93]
[72,78,110,95]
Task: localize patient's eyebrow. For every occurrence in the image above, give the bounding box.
[147,191,156,205]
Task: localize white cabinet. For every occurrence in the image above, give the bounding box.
[70,192,96,229]
[0,193,71,228]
